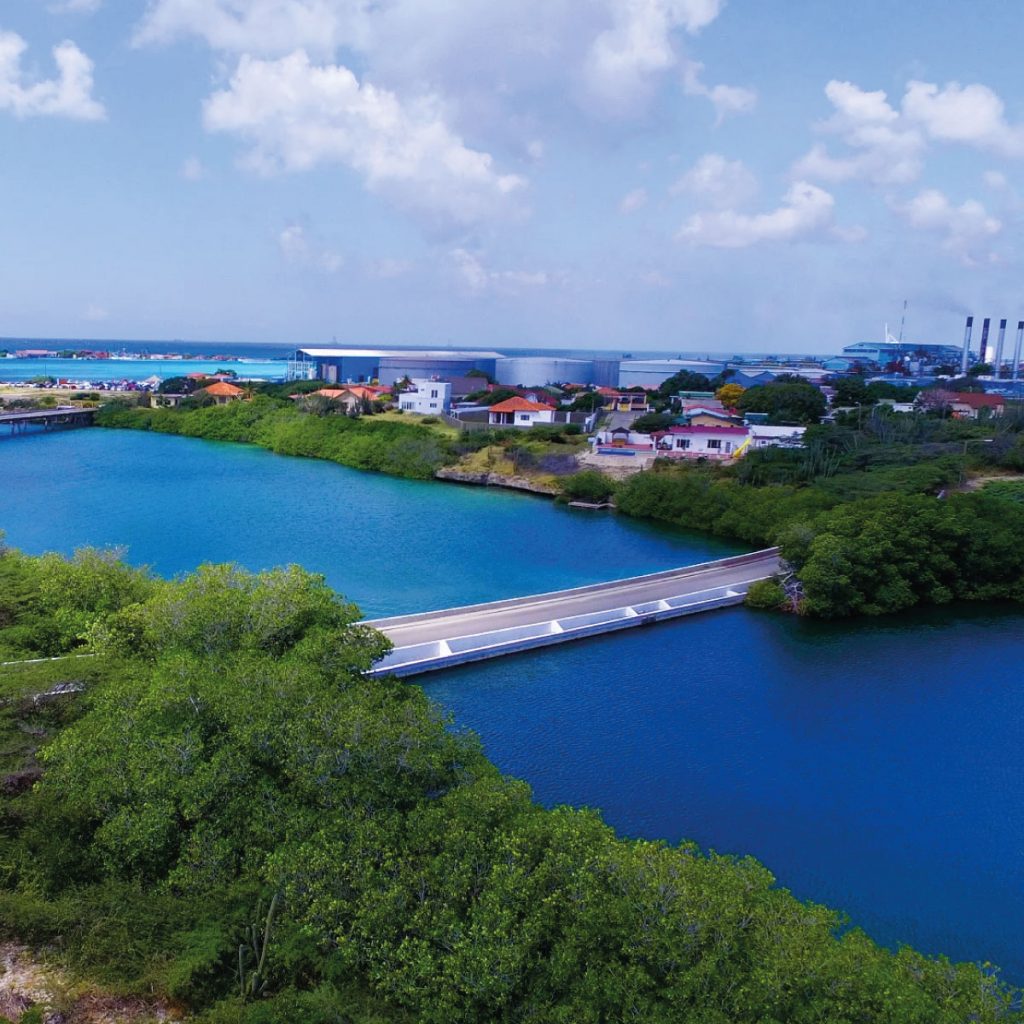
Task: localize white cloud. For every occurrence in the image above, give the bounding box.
[797,77,1024,187]
[671,153,758,208]
[0,30,105,120]
[619,187,648,214]
[582,0,725,116]
[180,156,205,180]
[203,51,526,234]
[793,80,924,186]
[279,223,342,272]
[903,80,1024,157]
[82,303,108,321]
[52,0,103,12]
[677,180,835,248]
[983,170,1009,190]
[134,0,370,57]
[450,249,548,292]
[368,257,413,279]
[891,189,1001,264]
[681,60,756,123]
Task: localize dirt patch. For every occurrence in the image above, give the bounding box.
[960,473,1024,492]
[0,944,181,1023]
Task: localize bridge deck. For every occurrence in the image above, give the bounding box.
[366,548,780,677]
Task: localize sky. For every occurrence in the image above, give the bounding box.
[3,0,1024,354]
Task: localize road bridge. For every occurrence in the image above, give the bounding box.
[0,407,95,435]
[366,548,780,678]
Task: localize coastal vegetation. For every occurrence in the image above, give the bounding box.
[2,541,1022,1023]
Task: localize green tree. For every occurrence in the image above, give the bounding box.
[738,379,827,424]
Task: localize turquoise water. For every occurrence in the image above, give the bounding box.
[0,356,286,383]
[2,428,1023,978]
[0,430,740,617]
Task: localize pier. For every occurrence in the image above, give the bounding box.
[0,407,95,435]
[366,548,780,677]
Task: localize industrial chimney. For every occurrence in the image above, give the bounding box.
[995,319,1008,376]
[961,316,974,375]
[1014,321,1024,383]
[980,318,992,365]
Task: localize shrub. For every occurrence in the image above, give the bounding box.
[745,579,784,610]
[560,470,615,504]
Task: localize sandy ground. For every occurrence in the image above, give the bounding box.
[0,944,180,1023]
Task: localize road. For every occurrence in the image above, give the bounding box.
[367,548,780,649]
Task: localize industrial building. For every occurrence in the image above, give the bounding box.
[287,348,503,386]
[841,341,962,367]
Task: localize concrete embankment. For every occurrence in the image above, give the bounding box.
[434,466,560,495]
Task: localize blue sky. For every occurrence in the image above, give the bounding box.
[3,0,1024,353]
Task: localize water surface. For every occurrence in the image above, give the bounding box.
[2,428,1022,978]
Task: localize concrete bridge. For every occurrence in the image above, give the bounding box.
[0,407,94,435]
[366,548,780,678]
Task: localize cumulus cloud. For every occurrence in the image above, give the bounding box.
[796,77,1024,187]
[203,51,526,234]
[450,248,548,292]
[891,188,1001,264]
[279,223,342,272]
[681,60,756,123]
[0,30,105,120]
[52,0,103,12]
[793,80,924,186]
[583,0,725,116]
[671,153,758,208]
[619,187,648,213]
[677,180,835,248]
[903,80,1024,156]
[134,0,370,57]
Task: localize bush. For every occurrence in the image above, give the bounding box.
[560,470,615,503]
[745,579,784,610]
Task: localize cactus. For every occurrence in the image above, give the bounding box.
[238,891,280,1002]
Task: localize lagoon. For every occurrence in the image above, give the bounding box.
[1,428,1023,978]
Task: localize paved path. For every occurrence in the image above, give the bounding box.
[366,549,780,675]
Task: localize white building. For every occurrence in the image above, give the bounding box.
[488,397,557,427]
[399,379,452,414]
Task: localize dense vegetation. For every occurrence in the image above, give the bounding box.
[613,407,1024,616]
[2,543,1021,1023]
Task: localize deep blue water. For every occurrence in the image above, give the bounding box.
[1,429,1023,978]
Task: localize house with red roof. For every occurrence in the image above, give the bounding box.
[488,396,557,427]
[918,389,1006,419]
[201,380,247,405]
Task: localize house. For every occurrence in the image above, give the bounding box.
[488,397,557,427]
[399,379,452,414]
[593,426,654,449]
[596,387,650,412]
[679,404,742,427]
[748,425,806,449]
[201,381,247,405]
[651,425,751,459]
[919,389,1006,419]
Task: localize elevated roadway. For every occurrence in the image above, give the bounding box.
[366,548,780,678]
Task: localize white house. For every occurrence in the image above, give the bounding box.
[651,425,750,459]
[399,379,452,415]
[748,425,806,449]
[488,396,556,427]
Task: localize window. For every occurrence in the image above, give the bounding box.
[430,402,437,409]
[519,414,531,422]
[706,439,722,449]
[431,389,438,398]
[675,438,690,449]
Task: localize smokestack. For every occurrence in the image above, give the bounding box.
[1014,321,1024,383]
[994,318,1008,376]
[961,316,974,374]
[980,317,992,365]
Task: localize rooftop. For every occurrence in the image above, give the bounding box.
[489,397,553,413]
[295,348,504,360]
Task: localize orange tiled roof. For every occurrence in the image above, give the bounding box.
[202,381,245,396]
[489,397,551,413]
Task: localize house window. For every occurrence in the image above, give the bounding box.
[519,414,531,422]
[431,389,438,398]
[675,438,690,449]
[430,402,437,409]
[706,439,722,449]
